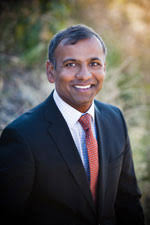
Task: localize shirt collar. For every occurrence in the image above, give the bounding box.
[53,89,95,128]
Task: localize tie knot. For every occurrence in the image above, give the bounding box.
[79,113,91,131]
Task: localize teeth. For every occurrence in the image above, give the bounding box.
[75,85,91,89]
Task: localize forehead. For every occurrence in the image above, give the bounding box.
[54,37,105,61]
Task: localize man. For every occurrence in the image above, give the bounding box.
[0,24,145,225]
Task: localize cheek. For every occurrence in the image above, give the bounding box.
[57,73,72,87]
[96,72,105,82]
[55,74,71,92]
[101,75,105,82]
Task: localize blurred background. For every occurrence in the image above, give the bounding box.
[0,0,150,223]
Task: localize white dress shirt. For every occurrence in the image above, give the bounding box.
[53,90,97,173]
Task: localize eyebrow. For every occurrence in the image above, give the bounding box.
[62,58,77,64]
[62,57,103,64]
[90,57,102,61]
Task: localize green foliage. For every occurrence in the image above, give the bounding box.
[106,45,122,69]
[0,0,72,70]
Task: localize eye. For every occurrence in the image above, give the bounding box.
[65,62,76,68]
[90,61,101,67]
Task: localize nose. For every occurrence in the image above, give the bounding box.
[75,64,92,80]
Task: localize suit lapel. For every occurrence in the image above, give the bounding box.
[44,94,96,215]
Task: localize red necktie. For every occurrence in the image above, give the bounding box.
[79,113,99,203]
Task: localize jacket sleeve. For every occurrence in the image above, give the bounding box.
[0,126,35,224]
[115,110,145,225]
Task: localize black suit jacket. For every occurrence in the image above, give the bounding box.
[0,92,145,225]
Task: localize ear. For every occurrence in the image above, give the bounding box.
[46,61,55,83]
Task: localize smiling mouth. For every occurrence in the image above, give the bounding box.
[74,85,92,89]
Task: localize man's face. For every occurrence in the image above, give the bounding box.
[47,36,106,113]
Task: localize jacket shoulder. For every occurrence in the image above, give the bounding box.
[94,99,128,138]
[94,99,122,115]
[1,95,52,137]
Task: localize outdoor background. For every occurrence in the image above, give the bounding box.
[0,0,150,224]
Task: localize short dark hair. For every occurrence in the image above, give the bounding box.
[48,24,107,67]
